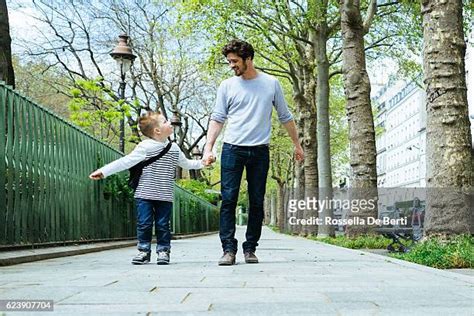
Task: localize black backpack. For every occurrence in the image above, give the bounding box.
[128,142,172,191]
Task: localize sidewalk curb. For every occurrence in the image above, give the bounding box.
[0,231,218,267]
[309,239,474,284]
[173,231,218,240]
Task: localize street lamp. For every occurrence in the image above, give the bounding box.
[170,111,182,142]
[110,34,136,152]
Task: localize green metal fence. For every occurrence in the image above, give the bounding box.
[0,81,136,247]
[0,82,219,247]
[173,185,219,235]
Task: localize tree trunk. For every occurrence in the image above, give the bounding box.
[270,193,277,226]
[0,0,14,88]
[315,25,335,238]
[422,0,473,237]
[292,89,306,236]
[340,0,378,236]
[264,194,271,225]
[277,184,286,231]
[284,185,291,233]
[302,100,318,236]
[289,158,301,235]
[300,39,319,237]
[294,105,306,202]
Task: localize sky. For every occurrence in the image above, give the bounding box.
[8,1,39,42]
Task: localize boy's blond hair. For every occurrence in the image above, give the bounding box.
[138,111,161,138]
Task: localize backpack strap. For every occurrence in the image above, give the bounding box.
[140,141,172,168]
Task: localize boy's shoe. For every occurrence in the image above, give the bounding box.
[244,251,259,264]
[157,251,170,265]
[132,251,151,265]
[218,251,236,266]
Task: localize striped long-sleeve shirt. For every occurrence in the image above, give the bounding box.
[99,139,203,201]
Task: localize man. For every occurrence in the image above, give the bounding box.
[203,39,304,266]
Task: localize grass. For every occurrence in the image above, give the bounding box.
[390,234,473,269]
[268,225,280,233]
[313,233,473,269]
[269,226,474,269]
[311,234,393,249]
[270,225,394,249]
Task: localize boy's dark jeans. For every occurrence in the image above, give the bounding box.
[219,143,270,254]
[135,198,172,253]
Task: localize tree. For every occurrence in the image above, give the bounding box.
[422,0,473,237]
[180,0,321,234]
[269,122,294,231]
[181,0,404,236]
[340,0,378,236]
[309,0,341,237]
[12,56,70,116]
[17,0,212,160]
[0,0,14,87]
[328,76,350,185]
[68,77,129,144]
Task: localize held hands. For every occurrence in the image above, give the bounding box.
[202,149,216,167]
[89,170,104,180]
[202,155,216,167]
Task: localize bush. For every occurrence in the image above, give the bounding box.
[103,173,134,203]
[177,179,219,205]
[390,234,473,269]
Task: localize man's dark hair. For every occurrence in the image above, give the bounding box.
[222,39,255,60]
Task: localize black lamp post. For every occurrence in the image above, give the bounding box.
[110,34,136,152]
[192,146,202,159]
[191,145,203,180]
[170,111,182,142]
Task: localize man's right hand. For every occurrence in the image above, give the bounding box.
[295,144,304,162]
[202,149,216,165]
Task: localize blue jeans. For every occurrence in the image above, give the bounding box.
[135,199,172,253]
[220,143,270,253]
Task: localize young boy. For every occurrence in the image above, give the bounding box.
[89,111,210,265]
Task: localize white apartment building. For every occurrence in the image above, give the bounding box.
[467,44,474,144]
[374,44,473,191]
[374,80,426,188]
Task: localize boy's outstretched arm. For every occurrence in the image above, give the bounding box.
[88,144,147,180]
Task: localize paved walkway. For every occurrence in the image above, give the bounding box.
[0,227,472,315]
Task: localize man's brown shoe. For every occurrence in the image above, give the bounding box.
[244,251,259,264]
[218,252,236,266]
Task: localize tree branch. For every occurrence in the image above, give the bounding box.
[363,0,377,34]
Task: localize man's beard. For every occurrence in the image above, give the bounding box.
[233,63,247,76]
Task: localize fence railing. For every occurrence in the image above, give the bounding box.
[0,82,219,248]
[173,185,219,235]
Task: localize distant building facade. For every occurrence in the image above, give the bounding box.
[374,80,426,188]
